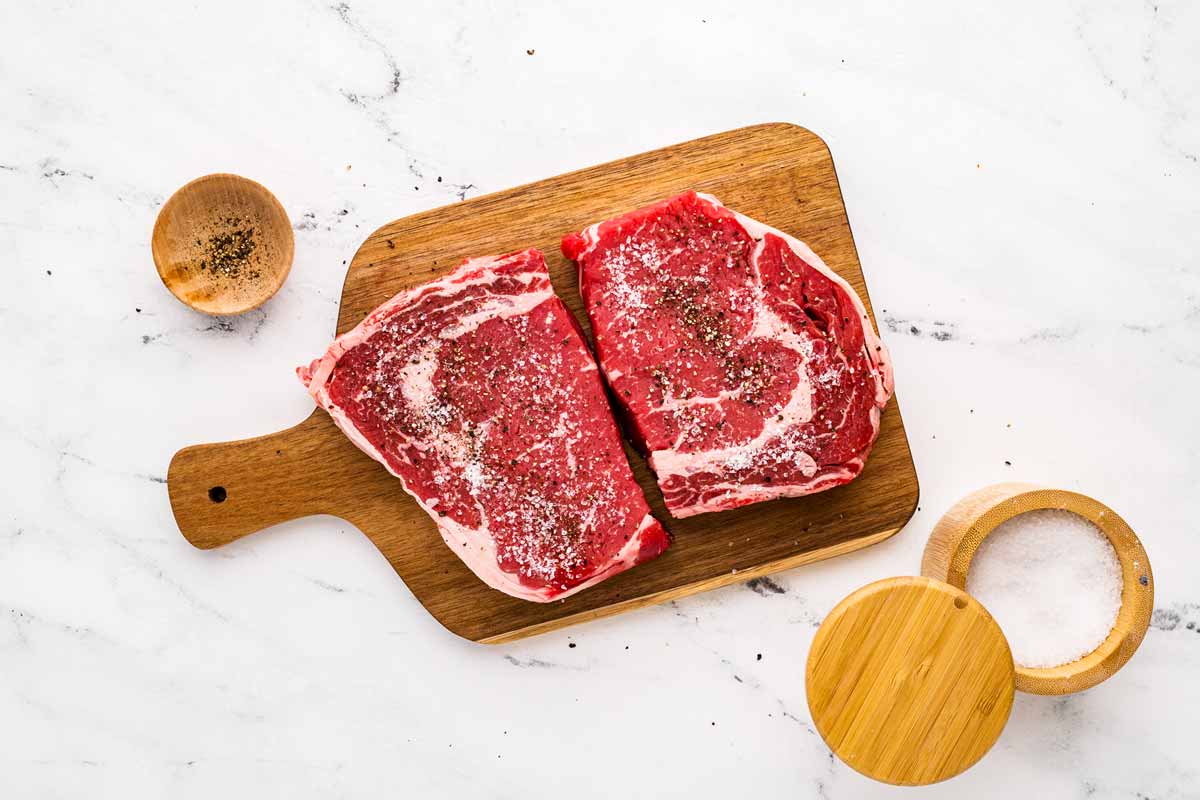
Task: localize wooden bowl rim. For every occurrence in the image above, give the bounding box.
[151,172,294,315]
[924,483,1153,695]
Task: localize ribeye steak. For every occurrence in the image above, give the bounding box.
[561,192,894,518]
[299,248,669,601]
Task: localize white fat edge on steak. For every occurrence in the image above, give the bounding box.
[580,202,819,484]
[699,192,894,405]
[663,464,861,518]
[575,193,893,506]
[571,221,603,259]
[415,311,607,599]
[299,250,543,390]
[656,195,890,511]
[427,493,660,603]
[571,193,888,373]
[718,200,892,487]
[302,251,645,602]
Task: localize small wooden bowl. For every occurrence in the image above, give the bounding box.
[152,173,294,315]
[922,482,1153,695]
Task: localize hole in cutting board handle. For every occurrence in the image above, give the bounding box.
[208,486,227,503]
[953,595,968,610]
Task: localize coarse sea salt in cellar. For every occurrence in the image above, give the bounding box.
[966,509,1122,668]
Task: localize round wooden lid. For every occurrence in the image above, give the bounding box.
[806,576,1015,786]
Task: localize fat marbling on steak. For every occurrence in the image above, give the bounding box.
[299,248,669,602]
[561,192,894,518]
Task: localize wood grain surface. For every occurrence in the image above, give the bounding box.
[152,173,294,315]
[806,576,1015,786]
[922,483,1153,695]
[168,123,919,643]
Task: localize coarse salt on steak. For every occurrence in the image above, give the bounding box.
[561,192,894,518]
[299,248,669,602]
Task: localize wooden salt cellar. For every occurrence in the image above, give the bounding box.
[922,482,1153,695]
[807,483,1152,784]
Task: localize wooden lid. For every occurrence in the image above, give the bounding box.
[806,576,1015,786]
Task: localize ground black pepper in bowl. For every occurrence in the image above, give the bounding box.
[152,173,294,315]
[195,216,261,279]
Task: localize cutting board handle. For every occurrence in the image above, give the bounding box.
[168,410,342,549]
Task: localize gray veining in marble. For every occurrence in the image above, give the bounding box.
[2,1,1198,797]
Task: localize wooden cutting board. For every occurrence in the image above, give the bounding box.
[167,123,919,643]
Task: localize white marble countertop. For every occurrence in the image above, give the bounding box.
[3,1,1199,797]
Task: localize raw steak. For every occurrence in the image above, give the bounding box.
[561,192,894,518]
[299,248,669,602]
